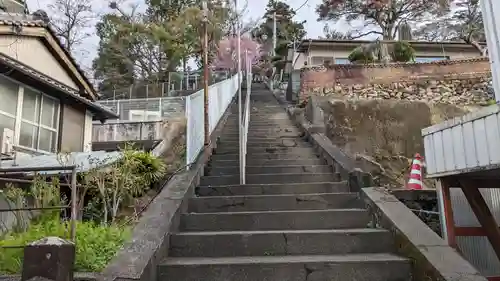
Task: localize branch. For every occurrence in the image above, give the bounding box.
[349,30,383,39]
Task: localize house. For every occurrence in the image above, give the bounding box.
[0,10,117,156]
[287,39,486,70]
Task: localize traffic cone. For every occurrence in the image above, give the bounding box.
[407,153,424,190]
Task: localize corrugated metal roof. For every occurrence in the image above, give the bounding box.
[0,151,123,175]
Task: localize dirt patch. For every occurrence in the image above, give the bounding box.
[307,97,472,189]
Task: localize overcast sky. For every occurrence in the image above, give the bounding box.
[24,0,343,72]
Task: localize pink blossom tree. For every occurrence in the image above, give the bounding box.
[213,36,261,71]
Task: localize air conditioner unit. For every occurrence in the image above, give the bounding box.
[1,128,14,155]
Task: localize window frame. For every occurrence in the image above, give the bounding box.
[0,75,60,154]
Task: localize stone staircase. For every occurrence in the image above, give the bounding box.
[158,85,411,280]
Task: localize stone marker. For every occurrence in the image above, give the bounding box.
[21,236,75,281]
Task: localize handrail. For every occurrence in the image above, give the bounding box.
[240,70,252,184]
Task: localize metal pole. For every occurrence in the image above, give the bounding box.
[481,0,500,102]
[202,1,210,146]
[70,167,77,241]
[235,0,243,185]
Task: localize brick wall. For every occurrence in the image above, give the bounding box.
[299,58,491,102]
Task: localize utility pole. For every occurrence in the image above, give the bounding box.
[202,1,210,147]
[481,0,500,103]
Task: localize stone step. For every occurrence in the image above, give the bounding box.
[219,136,307,143]
[188,193,361,213]
[169,228,393,257]
[210,152,318,161]
[180,209,369,231]
[209,158,324,167]
[215,146,316,155]
[200,173,335,186]
[207,165,332,176]
[195,182,350,196]
[159,254,410,281]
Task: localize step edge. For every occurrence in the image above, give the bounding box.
[190,192,357,199]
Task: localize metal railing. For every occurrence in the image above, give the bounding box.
[240,71,252,184]
[92,121,163,142]
[185,73,240,166]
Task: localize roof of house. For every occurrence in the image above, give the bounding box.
[0,150,123,175]
[296,39,487,52]
[0,12,97,100]
[0,51,118,120]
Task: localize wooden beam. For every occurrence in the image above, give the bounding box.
[459,179,500,262]
[455,226,500,236]
[440,178,457,248]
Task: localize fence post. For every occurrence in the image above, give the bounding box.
[22,237,76,281]
[185,96,191,169]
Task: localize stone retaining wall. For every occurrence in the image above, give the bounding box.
[299,58,492,104]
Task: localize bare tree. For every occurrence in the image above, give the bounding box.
[48,0,94,54]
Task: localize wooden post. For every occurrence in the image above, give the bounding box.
[460,179,500,261]
[22,237,75,281]
[440,178,457,248]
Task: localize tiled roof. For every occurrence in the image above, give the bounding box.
[0,12,96,97]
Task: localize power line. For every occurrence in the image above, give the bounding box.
[293,0,310,13]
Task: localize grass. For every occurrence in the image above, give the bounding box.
[0,216,130,274]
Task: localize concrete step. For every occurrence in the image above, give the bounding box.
[159,254,410,281]
[209,158,324,167]
[217,140,311,148]
[200,173,335,186]
[196,182,350,196]
[222,127,300,133]
[215,146,316,155]
[210,152,318,161]
[207,165,332,176]
[188,193,361,212]
[169,228,393,257]
[180,209,369,231]
[221,132,303,139]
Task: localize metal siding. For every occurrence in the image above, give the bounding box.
[462,122,477,168]
[485,113,500,164]
[442,129,455,171]
[456,236,500,277]
[423,134,436,174]
[473,118,490,166]
[451,188,500,227]
[432,131,446,173]
[451,125,467,170]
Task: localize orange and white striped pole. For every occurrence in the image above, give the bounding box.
[407,153,424,190]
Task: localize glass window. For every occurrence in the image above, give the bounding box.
[19,87,59,152]
[335,58,350,65]
[22,88,40,123]
[19,122,38,148]
[0,76,19,116]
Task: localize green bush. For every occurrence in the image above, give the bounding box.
[126,150,166,188]
[0,216,130,273]
[391,41,415,62]
[348,46,375,64]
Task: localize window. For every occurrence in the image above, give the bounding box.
[129,110,161,121]
[0,75,60,153]
[311,56,334,66]
[415,56,450,63]
[0,76,18,137]
[335,58,350,65]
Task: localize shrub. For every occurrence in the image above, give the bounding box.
[348,46,375,64]
[391,41,415,62]
[126,150,166,188]
[0,216,130,273]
